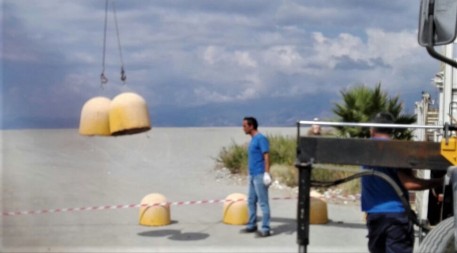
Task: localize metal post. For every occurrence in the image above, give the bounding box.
[297,120,443,130]
[296,163,312,253]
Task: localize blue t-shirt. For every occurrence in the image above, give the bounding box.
[361,166,408,213]
[361,139,409,213]
[248,133,269,176]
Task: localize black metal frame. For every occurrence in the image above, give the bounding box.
[295,124,455,252]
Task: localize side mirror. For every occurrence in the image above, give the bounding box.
[418,0,457,68]
[418,0,457,46]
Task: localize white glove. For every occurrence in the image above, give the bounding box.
[444,174,450,186]
[444,166,457,185]
[263,172,272,186]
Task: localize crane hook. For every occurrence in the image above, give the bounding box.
[120,66,127,83]
[100,73,109,86]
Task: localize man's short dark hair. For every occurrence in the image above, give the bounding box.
[244,116,258,130]
[371,112,394,134]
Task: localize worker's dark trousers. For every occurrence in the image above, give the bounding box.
[366,212,414,253]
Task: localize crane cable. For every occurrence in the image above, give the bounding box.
[100,0,109,86]
[112,1,126,84]
[100,0,127,88]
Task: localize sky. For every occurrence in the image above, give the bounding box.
[1,0,445,128]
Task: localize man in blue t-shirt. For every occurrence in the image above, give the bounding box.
[240,116,272,237]
[362,112,443,253]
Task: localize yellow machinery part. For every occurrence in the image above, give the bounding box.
[441,136,457,165]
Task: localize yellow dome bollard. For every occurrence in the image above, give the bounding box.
[79,97,112,136]
[139,193,171,226]
[109,92,151,136]
[310,197,328,224]
[222,193,248,225]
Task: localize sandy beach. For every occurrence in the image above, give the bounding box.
[1,128,368,252]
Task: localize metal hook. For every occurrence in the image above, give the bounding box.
[100,73,108,85]
[120,67,127,83]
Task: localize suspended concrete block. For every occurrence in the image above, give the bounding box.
[79,96,112,136]
[310,197,328,224]
[109,92,151,136]
[139,193,171,226]
[222,193,248,225]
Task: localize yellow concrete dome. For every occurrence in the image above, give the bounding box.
[139,193,171,226]
[79,96,112,136]
[109,92,151,136]
[222,193,248,225]
[310,197,328,224]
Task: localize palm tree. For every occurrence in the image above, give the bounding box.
[332,83,416,140]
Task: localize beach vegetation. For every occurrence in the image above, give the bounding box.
[215,134,360,194]
[215,135,295,175]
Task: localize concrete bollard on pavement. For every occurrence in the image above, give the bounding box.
[222,193,248,225]
[139,193,171,226]
[310,197,328,224]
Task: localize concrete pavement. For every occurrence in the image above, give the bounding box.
[1,128,368,252]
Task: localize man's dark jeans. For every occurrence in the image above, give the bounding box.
[366,212,414,253]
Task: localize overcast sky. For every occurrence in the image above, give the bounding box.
[1,0,444,128]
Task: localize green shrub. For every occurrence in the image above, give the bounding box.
[215,141,248,174]
[268,134,296,165]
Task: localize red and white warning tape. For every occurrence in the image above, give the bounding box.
[2,196,296,217]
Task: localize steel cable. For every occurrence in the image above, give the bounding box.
[100,0,126,87]
[100,0,109,87]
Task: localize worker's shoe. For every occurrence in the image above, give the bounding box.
[256,230,271,238]
[240,227,257,233]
